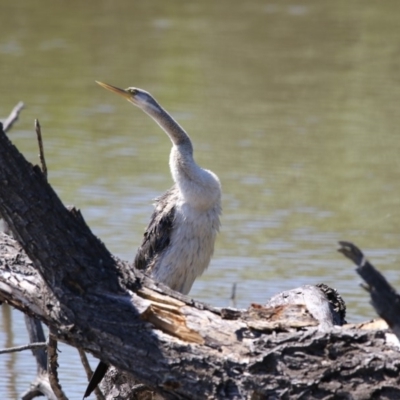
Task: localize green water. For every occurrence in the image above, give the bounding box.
[1,1,400,398]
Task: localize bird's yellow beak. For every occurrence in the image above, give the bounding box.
[96,81,132,100]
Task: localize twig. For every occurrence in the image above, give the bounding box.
[0,342,46,355]
[3,101,24,133]
[35,119,48,180]
[77,348,105,400]
[78,348,93,382]
[230,282,237,309]
[48,329,69,400]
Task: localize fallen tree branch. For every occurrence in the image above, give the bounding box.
[1,123,400,399]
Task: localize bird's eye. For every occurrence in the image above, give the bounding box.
[126,88,137,96]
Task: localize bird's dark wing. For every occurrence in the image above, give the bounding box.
[134,185,179,271]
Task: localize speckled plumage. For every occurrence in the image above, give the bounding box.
[135,183,221,294]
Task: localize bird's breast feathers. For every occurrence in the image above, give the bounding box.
[150,202,220,294]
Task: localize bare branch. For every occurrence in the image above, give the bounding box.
[35,119,48,180]
[2,101,25,133]
[48,330,69,400]
[0,342,46,355]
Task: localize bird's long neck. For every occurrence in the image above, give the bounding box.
[142,100,220,210]
[144,102,193,152]
[143,102,206,184]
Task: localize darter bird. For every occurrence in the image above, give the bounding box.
[83,81,222,398]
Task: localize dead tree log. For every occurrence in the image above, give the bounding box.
[1,123,400,399]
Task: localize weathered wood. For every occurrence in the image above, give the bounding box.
[265,283,346,329]
[1,123,400,399]
[47,330,68,400]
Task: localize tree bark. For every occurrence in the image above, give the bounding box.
[1,123,400,400]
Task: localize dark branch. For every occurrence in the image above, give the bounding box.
[338,241,400,339]
[35,119,48,180]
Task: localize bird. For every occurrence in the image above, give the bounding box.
[83,81,222,398]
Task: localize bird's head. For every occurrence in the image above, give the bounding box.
[96,81,159,113]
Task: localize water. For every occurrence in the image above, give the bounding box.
[2,1,400,398]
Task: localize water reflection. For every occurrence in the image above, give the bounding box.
[2,0,400,398]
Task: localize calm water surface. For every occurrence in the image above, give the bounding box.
[2,1,400,398]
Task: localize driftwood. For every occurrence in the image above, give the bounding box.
[1,122,400,399]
